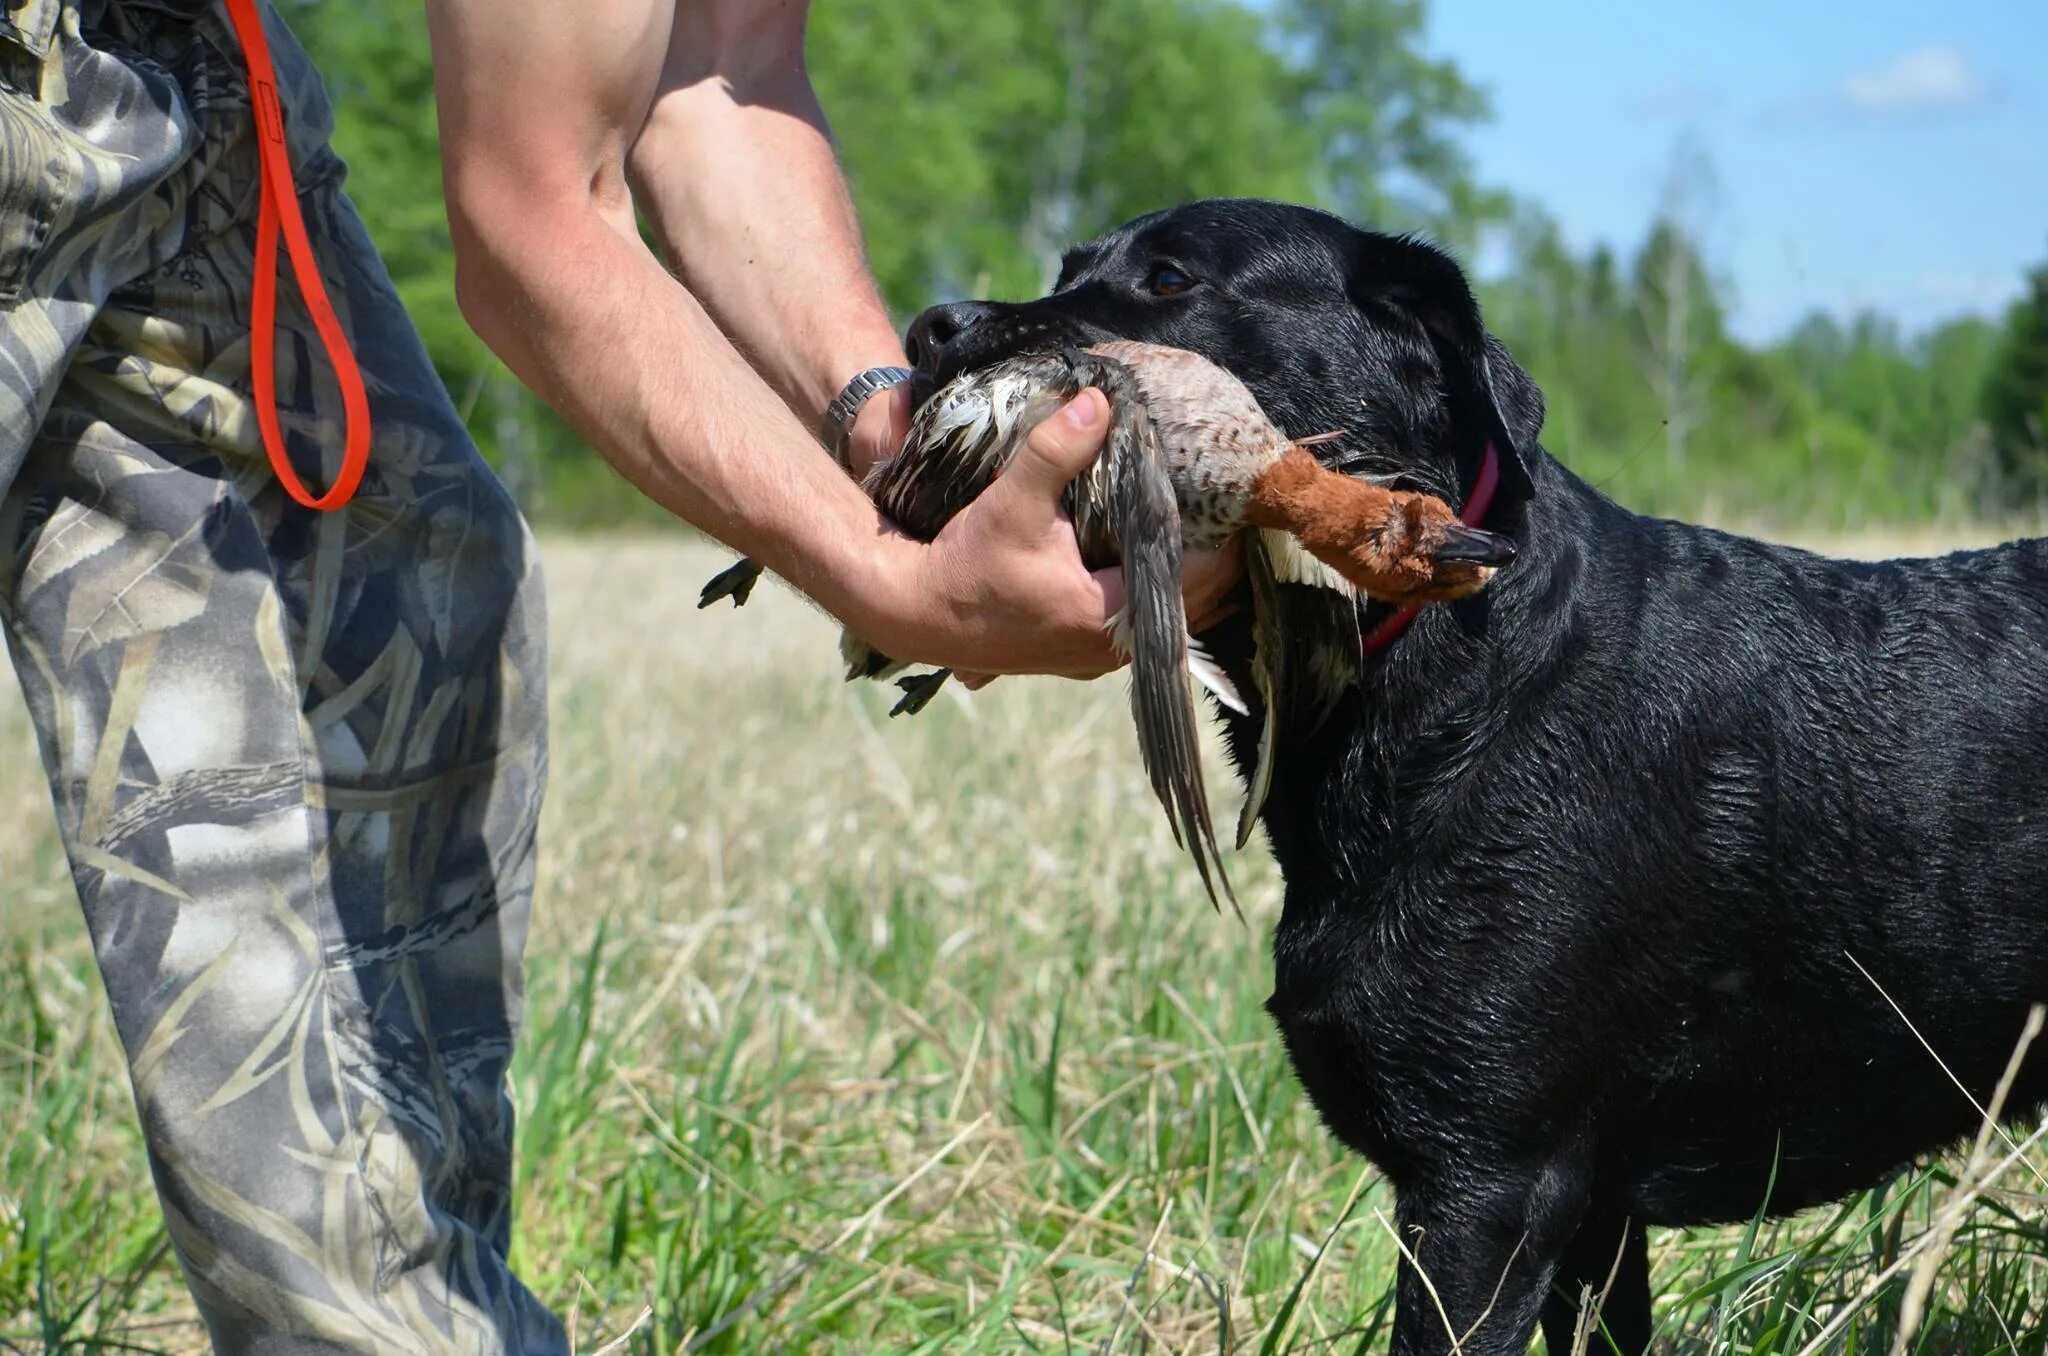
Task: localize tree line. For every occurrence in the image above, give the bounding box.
[283,0,2046,531]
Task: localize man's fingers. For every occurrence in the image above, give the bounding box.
[986,389,1109,521]
[1181,537,1246,633]
[1182,538,1244,596]
[1188,597,1243,633]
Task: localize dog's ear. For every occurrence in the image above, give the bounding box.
[1342,232,1539,504]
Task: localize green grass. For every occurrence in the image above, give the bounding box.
[5,535,2048,1353]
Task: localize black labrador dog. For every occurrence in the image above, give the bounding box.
[903,199,2048,1355]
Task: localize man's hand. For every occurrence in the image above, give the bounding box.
[855,389,1244,680]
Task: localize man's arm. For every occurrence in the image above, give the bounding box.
[627,3,907,467]
[424,0,1234,675]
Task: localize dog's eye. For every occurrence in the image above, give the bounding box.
[1145,264,1195,297]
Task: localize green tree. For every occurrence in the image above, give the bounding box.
[810,0,1323,307]
[1483,208,1658,472]
[279,2,464,365]
[1629,218,1724,467]
[1916,316,1999,456]
[1984,264,2048,493]
[1271,0,1501,242]
[809,0,1498,309]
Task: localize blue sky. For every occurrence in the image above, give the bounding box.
[1423,0,2045,343]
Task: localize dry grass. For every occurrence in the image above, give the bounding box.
[5,533,2047,1354]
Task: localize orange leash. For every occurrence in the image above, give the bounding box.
[223,0,370,511]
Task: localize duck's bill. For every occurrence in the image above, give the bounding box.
[1431,525,1518,567]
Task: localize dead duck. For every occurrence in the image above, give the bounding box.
[700,341,1513,908]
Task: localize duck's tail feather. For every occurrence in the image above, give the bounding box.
[1187,636,1248,715]
[698,557,764,609]
[840,631,904,682]
[1103,378,1237,919]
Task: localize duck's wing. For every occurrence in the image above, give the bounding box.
[866,354,1075,538]
[1260,531,1355,600]
[700,375,1016,641]
[702,394,1053,604]
[838,356,1073,717]
[1089,360,1236,917]
[1292,585,1366,729]
[1261,530,1364,728]
[1232,530,1365,847]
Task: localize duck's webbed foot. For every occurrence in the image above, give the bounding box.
[698,557,764,608]
[889,669,954,717]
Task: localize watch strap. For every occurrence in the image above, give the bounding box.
[820,366,914,470]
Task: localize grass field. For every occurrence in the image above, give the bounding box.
[5,533,2048,1354]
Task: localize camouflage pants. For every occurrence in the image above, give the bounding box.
[1,2,563,1350]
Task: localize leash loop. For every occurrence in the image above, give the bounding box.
[224,0,371,511]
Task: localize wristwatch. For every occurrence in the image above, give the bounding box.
[820,366,913,471]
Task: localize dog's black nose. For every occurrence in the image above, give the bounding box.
[906,300,1001,370]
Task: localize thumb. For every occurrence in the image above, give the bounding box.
[992,388,1109,516]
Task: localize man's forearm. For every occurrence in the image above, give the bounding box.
[629,16,906,424]
[430,1,907,624]
[449,194,903,630]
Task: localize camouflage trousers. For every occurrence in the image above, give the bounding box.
[1,2,564,1350]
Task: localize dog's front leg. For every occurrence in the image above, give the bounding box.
[1537,1213,1651,1355]
[1388,1174,1585,1356]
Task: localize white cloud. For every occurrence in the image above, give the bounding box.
[1839,45,1986,113]
[1759,44,1994,127]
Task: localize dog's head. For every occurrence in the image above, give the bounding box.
[906,198,1543,509]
